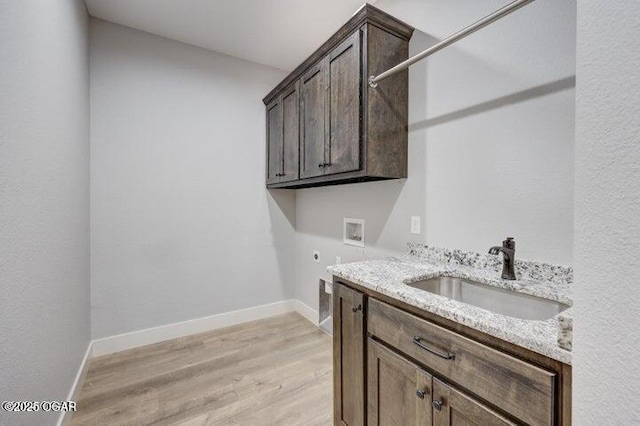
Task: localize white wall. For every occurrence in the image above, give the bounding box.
[90,20,293,338]
[0,0,90,424]
[293,0,576,309]
[573,0,640,423]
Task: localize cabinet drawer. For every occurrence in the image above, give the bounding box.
[367,299,556,426]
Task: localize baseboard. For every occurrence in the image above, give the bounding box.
[57,341,93,426]
[292,299,319,326]
[91,300,306,357]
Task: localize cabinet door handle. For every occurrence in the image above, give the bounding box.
[318,163,325,168]
[432,400,443,411]
[413,336,455,360]
[415,389,427,399]
[352,304,362,313]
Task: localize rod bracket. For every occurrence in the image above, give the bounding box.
[368,75,378,89]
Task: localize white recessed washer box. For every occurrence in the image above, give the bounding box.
[344,218,365,247]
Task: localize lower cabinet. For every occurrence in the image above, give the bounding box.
[432,378,516,426]
[368,339,515,426]
[333,280,571,426]
[367,339,432,426]
[333,282,365,426]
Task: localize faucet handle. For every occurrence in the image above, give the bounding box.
[503,237,515,250]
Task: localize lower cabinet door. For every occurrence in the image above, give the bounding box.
[432,378,518,426]
[367,338,433,426]
[333,283,365,426]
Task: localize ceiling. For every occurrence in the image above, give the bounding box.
[85,0,374,71]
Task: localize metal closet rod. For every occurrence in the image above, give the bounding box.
[368,0,536,88]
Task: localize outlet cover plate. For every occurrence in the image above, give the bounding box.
[411,216,421,234]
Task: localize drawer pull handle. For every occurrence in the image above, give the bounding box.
[413,336,455,360]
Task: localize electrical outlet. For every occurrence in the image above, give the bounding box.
[336,256,342,264]
[411,216,421,234]
[313,250,320,263]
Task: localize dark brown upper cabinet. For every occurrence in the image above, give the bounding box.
[300,63,326,180]
[266,82,299,185]
[263,4,414,189]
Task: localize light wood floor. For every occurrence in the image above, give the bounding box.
[72,313,333,426]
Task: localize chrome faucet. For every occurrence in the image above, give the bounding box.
[489,237,517,280]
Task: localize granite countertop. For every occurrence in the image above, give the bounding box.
[327,244,573,364]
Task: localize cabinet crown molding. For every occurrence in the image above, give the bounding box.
[263,4,414,105]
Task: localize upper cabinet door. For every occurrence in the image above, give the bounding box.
[325,30,361,176]
[280,83,300,183]
[300,63,327,179]
[432,379,517,426]
[265,98,282,185]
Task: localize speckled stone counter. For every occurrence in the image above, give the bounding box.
[327,244,573,364]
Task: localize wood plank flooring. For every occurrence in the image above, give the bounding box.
[72,313,333,426]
